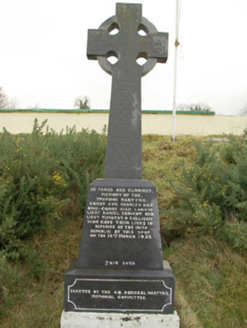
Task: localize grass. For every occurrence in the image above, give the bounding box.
[1,134,247,328]
[1,218,82,328]
[165,237,247,328]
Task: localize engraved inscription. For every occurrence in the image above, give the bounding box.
[86,187,155,241]
[68,279,172,312]
[77,181,164,269]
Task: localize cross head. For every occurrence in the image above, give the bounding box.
[87,3,168,179]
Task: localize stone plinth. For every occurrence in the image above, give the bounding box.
[61,311,180,328]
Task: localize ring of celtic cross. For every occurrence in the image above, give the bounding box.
[96,16,159,77]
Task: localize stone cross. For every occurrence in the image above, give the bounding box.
[87,3,168,179]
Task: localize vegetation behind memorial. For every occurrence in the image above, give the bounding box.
[0,122,246,327]
[0,119,106,260]
[143,132,247,252]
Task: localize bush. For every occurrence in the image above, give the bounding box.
[166,130,247,251]
[0,120,106,258]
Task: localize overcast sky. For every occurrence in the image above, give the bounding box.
[0,0,247,115]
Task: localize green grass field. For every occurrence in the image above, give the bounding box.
[0,129,246,328]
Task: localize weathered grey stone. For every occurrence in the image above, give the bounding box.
[77,179,164,270]
[87,3,168,179]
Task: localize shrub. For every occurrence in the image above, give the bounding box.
[0,120,106,258]
[166,130,247,251]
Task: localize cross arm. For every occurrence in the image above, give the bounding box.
[87,29,117,60]
[140,32,169,63]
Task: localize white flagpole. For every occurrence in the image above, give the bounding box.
[172,0,180,141]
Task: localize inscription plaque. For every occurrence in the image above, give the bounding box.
[67,279,172,312]
[77,179,163,270]
[65,259,175,314]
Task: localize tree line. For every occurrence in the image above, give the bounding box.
[0,87,91,110]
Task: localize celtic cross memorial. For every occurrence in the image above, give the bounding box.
[62,4,178,326]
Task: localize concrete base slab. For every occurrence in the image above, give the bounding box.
[60,310,180,328]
